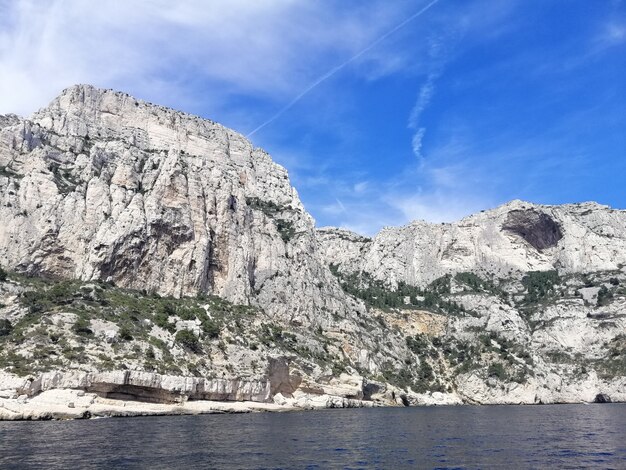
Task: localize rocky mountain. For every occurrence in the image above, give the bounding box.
[318,202,626,404]
[318,200,626,287]
[0,85,624,419]
[0,84,357,326]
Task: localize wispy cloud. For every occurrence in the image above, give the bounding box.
[408,72,439,160]
[0,0,417,117]
[321,199,347,216]
[408,73,438,129]
[406,32,452,160]
[353,181,369,194]
[599,20,626,47]
[386,190,489,224]
[245,0,444,137]
[2,0,622,238]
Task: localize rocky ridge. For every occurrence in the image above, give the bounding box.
[0,84,354,324]
[318,200,626,287]
[0,85,625,419]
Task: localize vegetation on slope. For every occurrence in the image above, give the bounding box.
[0,269,384,385]
[1,263,624,397]
[328,265,475,316]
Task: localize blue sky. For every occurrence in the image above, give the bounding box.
[0,0,624,234]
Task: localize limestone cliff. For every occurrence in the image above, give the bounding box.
[318,200,626,287]
[318,201,626,405]
[0,84,351,326]
[0,86,625,418]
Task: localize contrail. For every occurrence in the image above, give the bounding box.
[246,0,443,138]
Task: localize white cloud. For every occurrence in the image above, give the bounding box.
[408,72,438,129]
[317,182,493,236]
[353,181,369,193]
[602,21,626,45]
[0,0,414,116]
[321,199,347,216]
[386,190,489,224]
[411,128,427,160]
[407,34,448,160]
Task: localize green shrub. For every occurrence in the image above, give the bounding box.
[0,266,7,282]
[275,219,295,242]
[487,362,507,380]
[72,317,93,337]
[0,352,32,376]
[118,326,134,341]
[454,272,484,291]
[406,334,429,355]
[201,319,220,339]
[246,197,295,242]
[246,197,284,216]
[19,280,78,313]
[177,306,198,321]
[153,309,176,333]
[417,359,434,382]
[429,274,452,295]
[0,319,12,336]
[522,270,560,303]
[175,329,202,353]
[597,285,613,306]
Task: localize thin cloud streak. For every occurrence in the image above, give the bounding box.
[408,72,438,128]
[246,0,444,137]
[0,1,415,116]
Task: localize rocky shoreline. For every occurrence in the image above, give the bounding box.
[1,389,622,422]
[0,389,291,421]
[1,368,623,421]
[0,369,464,420]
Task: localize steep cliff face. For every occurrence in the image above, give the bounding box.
[318,201,626,405]
[0,84,350,325]
[1,86,625,417]
[318,199,626,287]
[0,86,407,414]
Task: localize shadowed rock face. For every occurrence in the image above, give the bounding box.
[87,383,183,404]
[502,209,563,250]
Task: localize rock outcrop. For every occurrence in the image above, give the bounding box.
[318,199,626,287]
[0,84,353,326]
[1,85,625,418]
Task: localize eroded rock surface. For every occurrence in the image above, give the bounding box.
[1,85,625,418]
[502,209,563,250]
[318,199,626,287]
[0,84,351,326]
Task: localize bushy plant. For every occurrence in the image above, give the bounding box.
[118,326,134,341]
[201,319,220,339]
[522,270,560,303]
[597,285,614,307]
[72,317,93,337]
[0,319,12,336]
[487,362,507,380]
[175,329,202,353]
[406,334,429,355]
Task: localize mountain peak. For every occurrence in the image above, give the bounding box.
[30,84,257,162]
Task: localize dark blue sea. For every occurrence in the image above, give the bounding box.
[1,404,625,469]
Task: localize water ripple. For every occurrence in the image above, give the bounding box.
[0,404,625,469]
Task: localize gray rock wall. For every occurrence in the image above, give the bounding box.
[0,85,353,325]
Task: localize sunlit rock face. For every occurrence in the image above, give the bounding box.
[318,199,626,287]
[0,84,353,325]
[1,85,625,414]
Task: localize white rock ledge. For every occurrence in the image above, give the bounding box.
[0,389,290,420]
